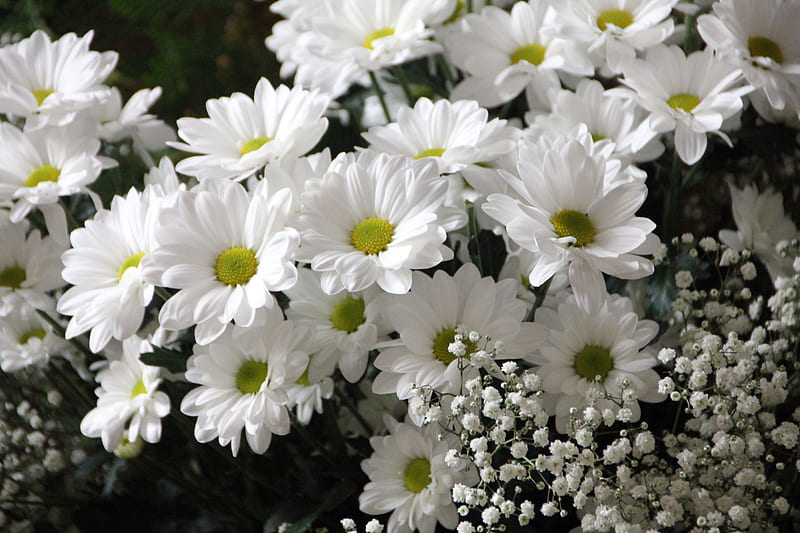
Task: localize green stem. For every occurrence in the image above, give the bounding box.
[437,54,456,92]
[36,309,93,358]
[155,286,173,303]
[334,386,373,436]
[368,70,392,124]
[466,0,473,12]
[59,199,80,232]
[683,3,700,54]
[467,203,484,275]
[392,66,415,106]
[525,277,552,322]
[661,151,683,241]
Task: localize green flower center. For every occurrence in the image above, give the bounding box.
[114,436,144,459]
[215,247,258,286]
[432,327,476,365]
[415,147,445,160]
[330,297,366,333]
[444,0,466,24]
[403,458,431,493]
[118,252,145,281]
[25,165,60,188]
[236,360,268,394]
[591,133,606,142]
[32,88,54,106]
[18,328,46,345]
[550,209,597,247]
[667,93,701,113]
[597,9,634,31]
[510,43,547,66]
[130,379,147,399]
[748,36,783,64]
[574,344,614,381]
[0,266,26,289]
[351,218,394,255]
[364,28,395,50]
[240,136,273,156]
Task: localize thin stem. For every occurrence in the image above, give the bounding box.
[525,276,552,322]
[392,66,415,106]
[36,309,92,358]
[155,286,173,303]
[661,151,683,241]
[466,0,473,12]
[467,202,484,275]
[368,70,392,124]
[437,54,456,92]
[59,198,80,232]
[334,386,373,436]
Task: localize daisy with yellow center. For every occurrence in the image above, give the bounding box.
[0,311,61,372]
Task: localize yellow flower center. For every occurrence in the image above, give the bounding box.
[32,88,54,107]
[364,28,395,50]
[667,93,701,113]
[0,266,26,289]
[114,436,144,459]
[574,344,614,381]
[596,9,634,31]
[550,209,597,247]
[403,458,431,493]
[748,36,783,64]
[444,0,466,24]
[415,147,446,160]
[236,360,268,394]
[510,44,547,66]
[330,297,366,333]
[215,247,258,286]
[591,133,606,142]
[130,379,147,399]
[118,252,145,281]
[432,327,476,365]
[25,165,60,188]
[18,328,46,345]
[240,136,273,156]
[351,218,394,255]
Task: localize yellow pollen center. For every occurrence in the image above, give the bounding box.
[574,344,614,381]
[351,218,394,255]
[510,44,547,66]
[19,328,46,345]
[0,266,26,289]
[432,327,476,365]
[130,379,147,399]
[215,247,258,286]
[415,147,446,160]
[236,360,268,394]
[364,28,395,50]
[748,36,783,64]
[667,93,701,113]
[240,136,273,156]
[25,165,60,188]
[550,210,597,247]
[330,297,366,333]
[591,133,606,142]
[32,89,54,106]
[118,252,145,281]
[597,9,634,31]
[403,458,431,493]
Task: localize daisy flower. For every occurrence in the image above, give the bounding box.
[143,179,299,345]
[296,150,459,295]
[616,45,751,165]
[719,183,799,282]
[440,1,593,108]
[80,336,171,452]
[481,134,659,306]
[286,354,335,425]
[531,291,663,433]
[180,308,309,456]
[58,186,162,353]
[698,0,800,117]
[285,268,388,383]
[0,221,64,316]
[169,77,330,180]
[552,0,679,74]
[372,263,536,402]
[0,308,63,372]
[0,30,117,128]
[359,416,476,533]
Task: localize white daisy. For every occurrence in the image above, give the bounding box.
[531,291,663,433]
[698,0,800,117]
[80,336,171,452]
[296,150,459,295]
[440,1,593,108]
[285,354,335,425]
[552,0,679,74]
[0,30,117,128]
[180,308,309,456]
[285,268,388,383]
[169,77,330,180]
[338,380,407,438]
[0,307,64,372]
[372,263,536,402]
[719,183,799,282]
[616,45,751,165]
[261,149,332,224]
[142,179,299,345]
[58,186,161,353]
[0,221,64,316]
[481,134,659,306]
[359,416,476,533]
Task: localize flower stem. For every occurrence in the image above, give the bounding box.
[334,386,373,436]
[368,70,392,124]
[661,151,683,241]
[392,66,415,106]
[467,202,485,275]
[525,276,552,322]
[36,309,93,358]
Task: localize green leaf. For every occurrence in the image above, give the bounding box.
[140,346,188,373]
